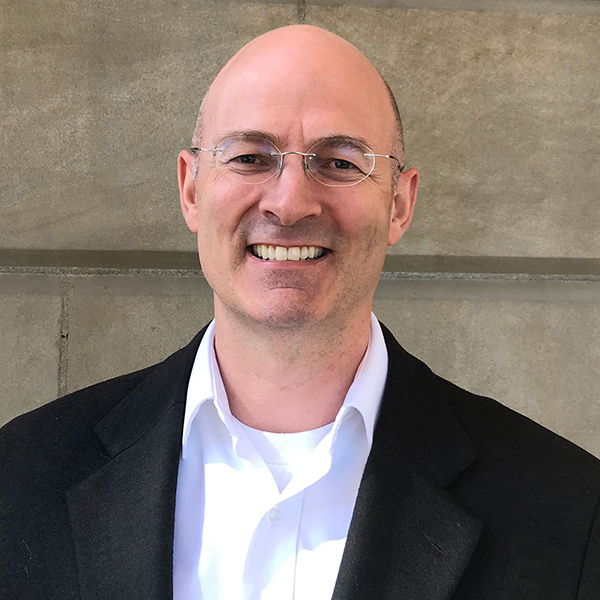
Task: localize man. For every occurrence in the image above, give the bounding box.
[1,25,600,600]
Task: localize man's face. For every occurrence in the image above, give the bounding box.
[179,28,417,331]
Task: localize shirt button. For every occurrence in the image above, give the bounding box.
[268,507,281,523]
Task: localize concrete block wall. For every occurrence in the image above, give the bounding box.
[2,1,599,455]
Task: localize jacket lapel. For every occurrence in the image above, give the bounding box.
[66,328,206,600]
[332,324,482,600]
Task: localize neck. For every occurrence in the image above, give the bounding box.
[213,307,372,433]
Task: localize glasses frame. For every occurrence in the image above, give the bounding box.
[190,138,403,187]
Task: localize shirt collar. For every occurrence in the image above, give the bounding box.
[181,313,388,459]
[181,319,221,459]
[340,312,388,448]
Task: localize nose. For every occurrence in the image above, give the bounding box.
[258,154,322,226]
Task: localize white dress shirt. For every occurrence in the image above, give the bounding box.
[173,313,389,600]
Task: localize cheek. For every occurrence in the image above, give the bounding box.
[363,223,388,255]
[341,198,393,253]
[199,179,262,232]
[195,190,258,274]
[196,189,238,242]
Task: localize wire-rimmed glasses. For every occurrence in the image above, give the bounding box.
[190,135,403,187]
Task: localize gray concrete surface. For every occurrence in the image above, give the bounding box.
[305,0,600,16]
[66,275,214,393]
[0,275,63,426]
[309,6,600,258]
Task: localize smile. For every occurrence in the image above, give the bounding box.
[250,244,326,261]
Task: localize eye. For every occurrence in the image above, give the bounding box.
[222,150,276,174]
[231,154,263,165]
[318,155,363,173]
[332,158,355,170]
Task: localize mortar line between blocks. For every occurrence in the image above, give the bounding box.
[58,279,71,398]
[298,0,306,24]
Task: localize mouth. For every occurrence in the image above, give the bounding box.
[249,244,327,261]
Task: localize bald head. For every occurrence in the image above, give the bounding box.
[192,26,404,178]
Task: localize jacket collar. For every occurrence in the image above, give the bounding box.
[332,323,481,600]
[378,322,477,488]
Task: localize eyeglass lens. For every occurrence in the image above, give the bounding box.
[213,137,376,186]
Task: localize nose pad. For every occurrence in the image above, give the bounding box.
[275,155,284,176]
[303,155,316,180]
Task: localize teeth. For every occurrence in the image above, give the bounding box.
[252,245,325,261]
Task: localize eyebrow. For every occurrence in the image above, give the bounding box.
[212,130,284,149]
[211,130,375,151]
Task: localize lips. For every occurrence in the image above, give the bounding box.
[250,244,326,261]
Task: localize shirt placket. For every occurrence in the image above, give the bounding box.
[243,490,305,600]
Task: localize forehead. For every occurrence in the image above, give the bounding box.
[201,31,395,151]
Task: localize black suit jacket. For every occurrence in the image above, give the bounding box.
[2,323,600,599]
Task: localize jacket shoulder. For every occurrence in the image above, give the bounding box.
[380,319,600,476]
[0,325,207,484]
[0,364,158,493]
[1,364,153,441]
[0,325,208,448]
[437,374,600,476]
[419,364,600,598]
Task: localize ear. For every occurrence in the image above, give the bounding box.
[388,167,419,246]
[178,150,199,234]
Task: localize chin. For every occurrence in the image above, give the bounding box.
[242,299,325,332]
[257,309,318,331]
